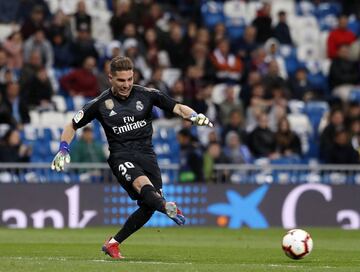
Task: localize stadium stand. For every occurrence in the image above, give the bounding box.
[0,0,359,184]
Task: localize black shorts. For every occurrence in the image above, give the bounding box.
[107,151,162,200]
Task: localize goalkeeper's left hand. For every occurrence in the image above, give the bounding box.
[190,113,213,128]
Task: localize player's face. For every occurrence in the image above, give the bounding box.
[109,70,134,98]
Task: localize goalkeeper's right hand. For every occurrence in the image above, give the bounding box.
[51,141,71,172]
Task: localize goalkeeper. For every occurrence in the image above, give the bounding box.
[51,56,213,259]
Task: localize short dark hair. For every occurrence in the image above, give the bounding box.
[110,56,133,74]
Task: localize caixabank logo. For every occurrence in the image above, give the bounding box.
[207,185,269,229]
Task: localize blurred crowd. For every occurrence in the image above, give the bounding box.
[0,0,360,183]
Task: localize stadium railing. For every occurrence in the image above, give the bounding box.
[0,163,359,184]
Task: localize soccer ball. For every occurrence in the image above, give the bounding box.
[282,229,313,260]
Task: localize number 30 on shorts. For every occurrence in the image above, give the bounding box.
[118,162,135,175]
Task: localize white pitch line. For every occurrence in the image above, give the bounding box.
[1,256,192,265]
[92,259,192,265]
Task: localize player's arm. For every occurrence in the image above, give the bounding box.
[51,122,77,172]
[173,103,213,127]
[51,98,99,172]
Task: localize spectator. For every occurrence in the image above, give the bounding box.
[327,14,356,59]
[250,47,268,76]
[146,67,169,94]
[50,31,73,68]
[203,141,231,183]
[252,2,273,43]
[240,70,262,109]
[274,10,293,45]
[325,129,359,164]
[72,0,92,33]
[109,0,134,39]
[185,42,215,83]
[0,129,31,163]
[218,85,243,125]
[275,117,302,157]
[212,22,227,45]
[0,92,14,125]
[177,128,204,183]
[194,27,211,48]
[264,38,288,79]
[165,22,189,70]
[70,126,106,163]
[144,28,170,69]
[245,83,272,131]
[233,25,258,68]
[20,5,48,40]
[3,82,30,126]
[70,24,99,67]
[123,38,151,80]
[60,56,99,97]
[23,28,54,68]
[248,113,277,158]
[19,50,42,90]
[210,38,243,83]
[329,44,360,101]
[49,10,72,43]
[223,131,253,164]
[23,67,53,109]
[2,31,23,70]
[345,101,360,127]
[262,60,288,97]
[140,2,164,30]
[289,67,314,100]
[97,59,112,92]
[221,109,247,145]
[320,108,345,161]
[120,22,144,44]
[105,40,122,60]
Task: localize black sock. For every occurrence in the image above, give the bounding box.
[114,205,154,243]
[140,184,166,214]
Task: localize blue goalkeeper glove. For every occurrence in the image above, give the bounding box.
[190,113,213,128]
[51,141,71,172]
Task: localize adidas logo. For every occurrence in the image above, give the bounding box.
[109,110,117,116]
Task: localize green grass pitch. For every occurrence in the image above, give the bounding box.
[1,227,360,272]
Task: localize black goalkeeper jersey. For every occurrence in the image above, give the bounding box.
[72,85,177,154]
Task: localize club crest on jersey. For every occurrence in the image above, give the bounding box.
[105,99,114,110]
[136,101,144,111]
[73,110,84,123]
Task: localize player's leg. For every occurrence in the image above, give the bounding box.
[114,204,154,243]
[133,176,185,225]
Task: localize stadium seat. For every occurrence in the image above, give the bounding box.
[29,110,41,126]
[288,100,305,114]
[296,1,315,16]
[52,95,67,112]
[40,111,66,127]
[73,96,87,111]
[349,89,360,103]
[201,1,224,29]
[223,0,247,18]
[162,68,181,88]
[271,0,295,20]
[315,2,342,31]
[348,16,360,36]
[287,113,313,154]
[303,101,329,135]
[225,17,245,40]
[0,124,10,137]
[0,24,14,42]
